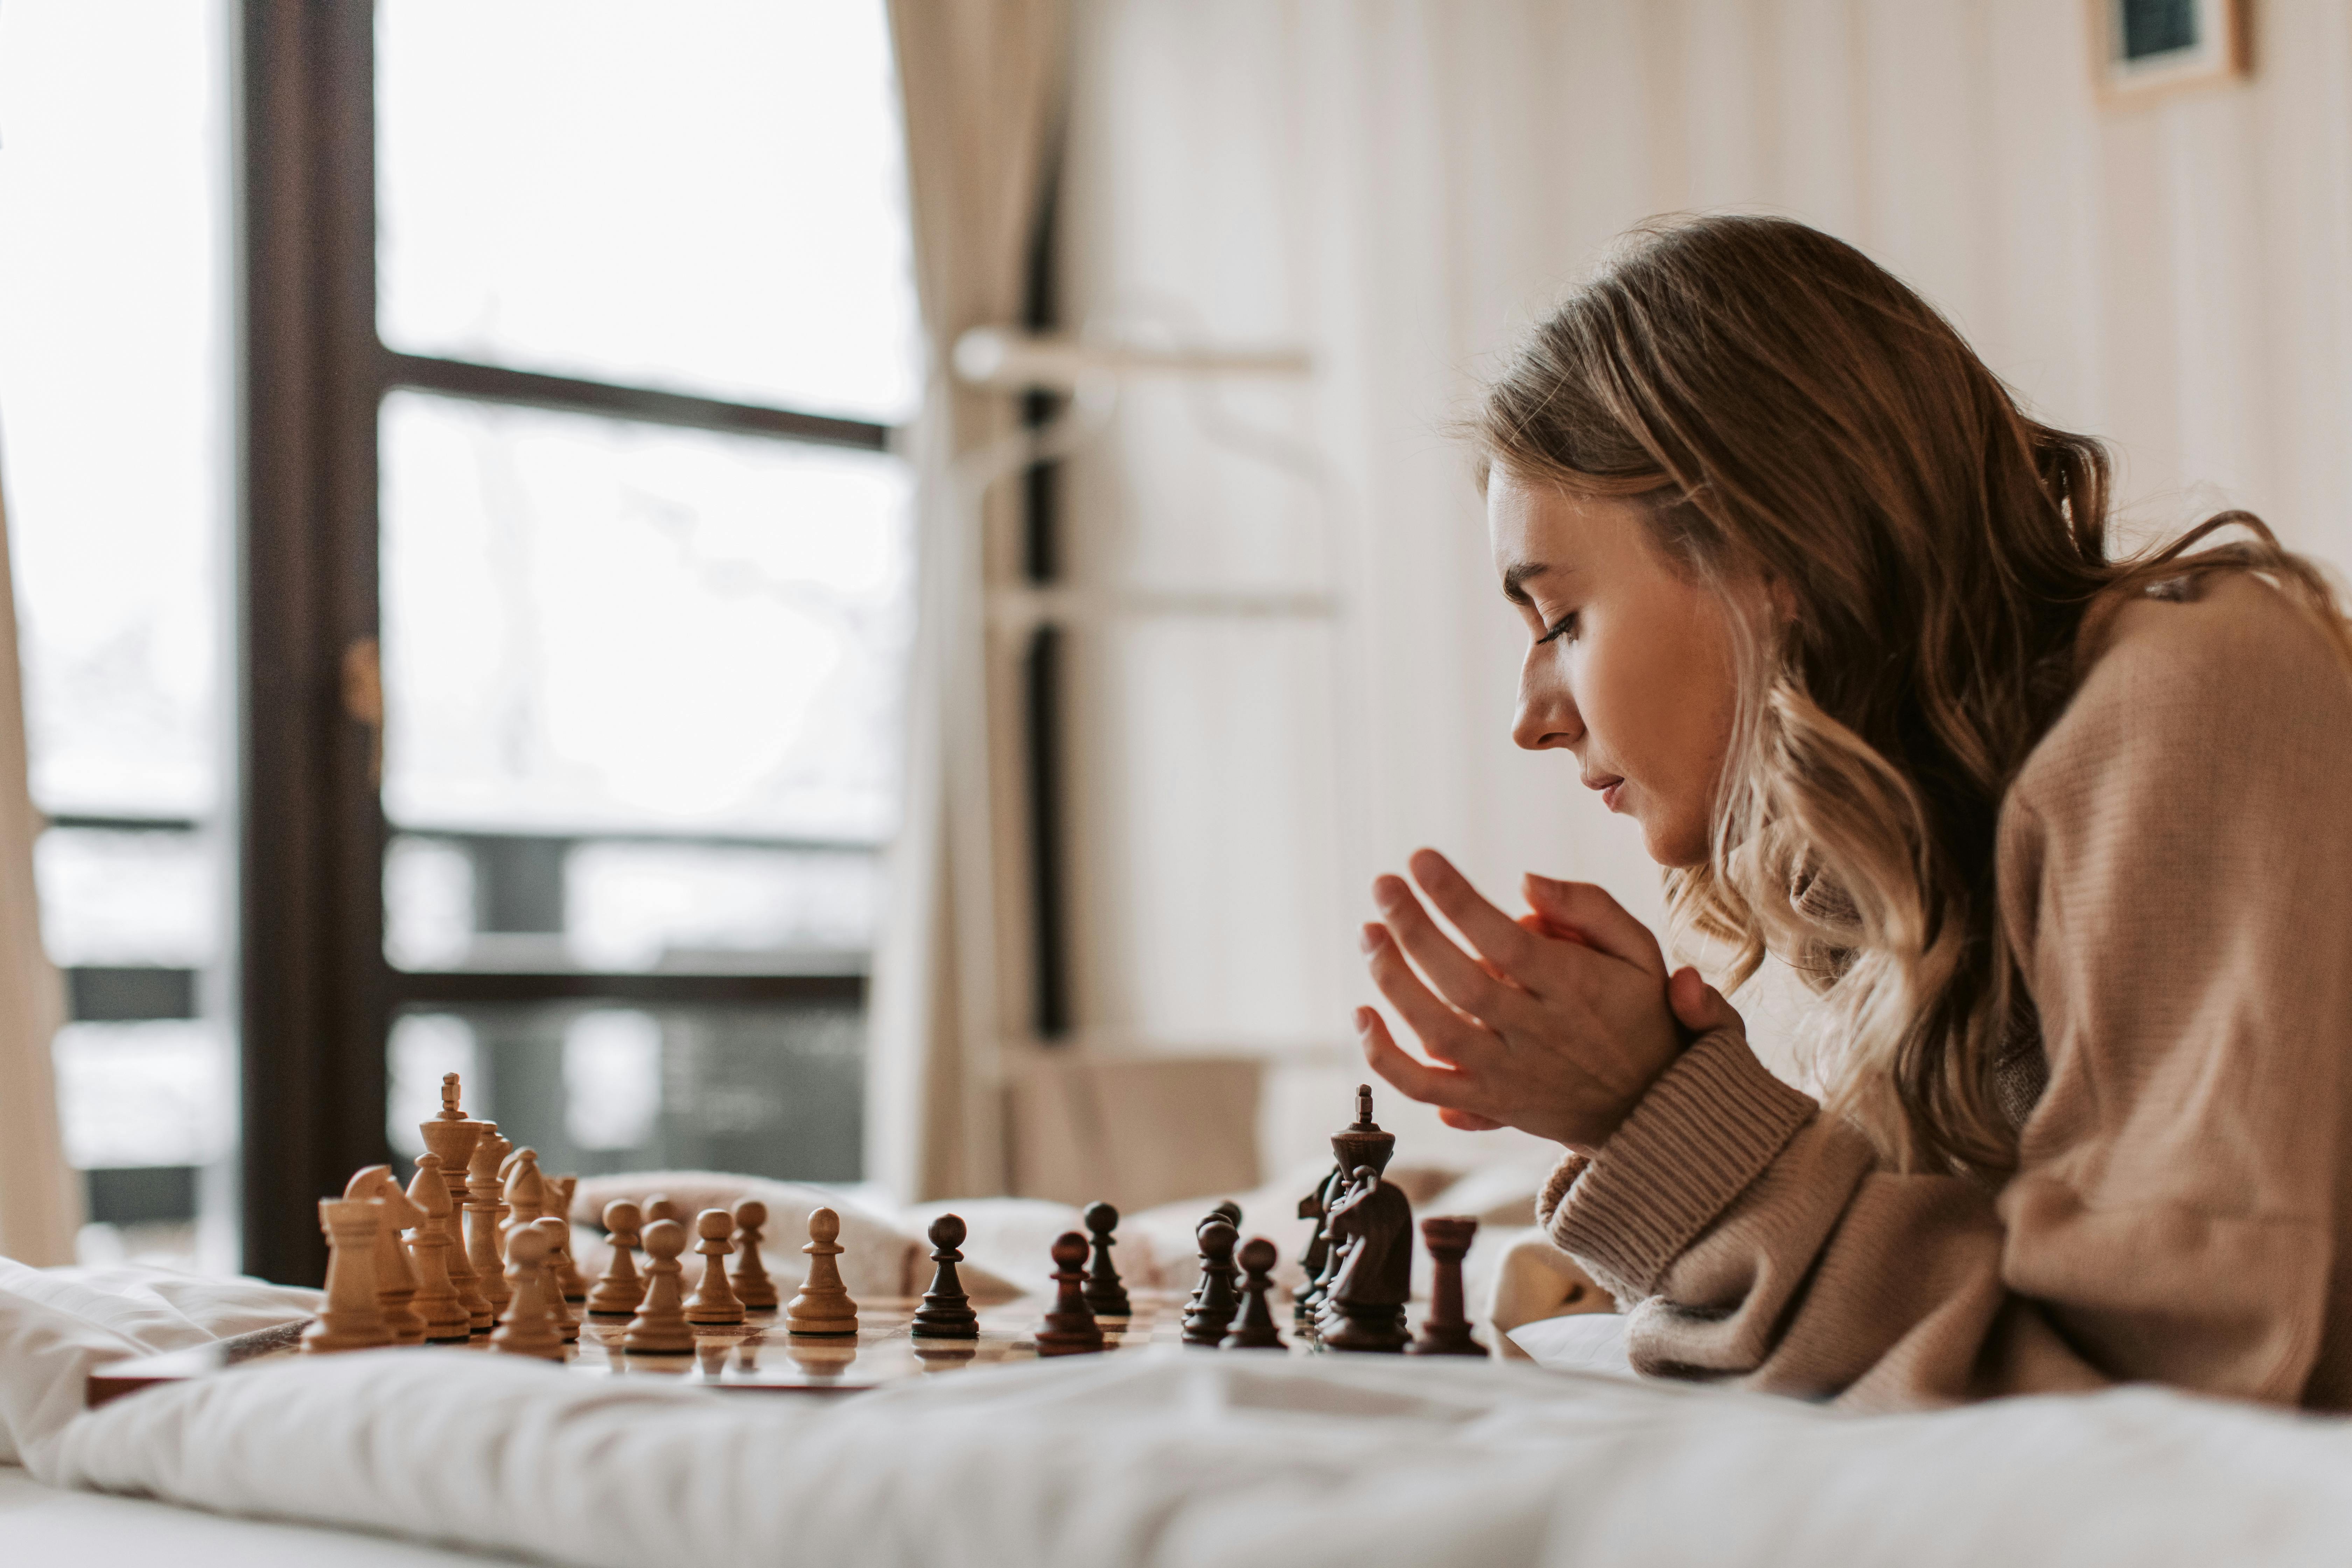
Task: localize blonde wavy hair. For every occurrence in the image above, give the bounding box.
[1479,214,2352,1178]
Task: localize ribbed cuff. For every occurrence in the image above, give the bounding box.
[1545,1028,1815,1299]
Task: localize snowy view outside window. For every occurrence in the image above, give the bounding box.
[0,0,235,1269]
[372,0,919,1179]
[0,0,922,1250]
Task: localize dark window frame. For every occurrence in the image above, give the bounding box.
[237,1,889,1283]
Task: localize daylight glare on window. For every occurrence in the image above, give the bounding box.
[378,393,913,845]
[376,0,922,422]
[0,0,234,1270]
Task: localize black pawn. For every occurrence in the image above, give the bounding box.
[911,1213,979,1339]
[1183,1201,1245,1317]
[1182,1219,1242,1346]
[1080,1201,1130,1318]
[1034,1231,1104,1356]
[1220,1236,1286,1350]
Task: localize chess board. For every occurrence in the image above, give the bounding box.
[84,1289,1379,1409]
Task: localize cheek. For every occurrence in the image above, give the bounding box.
[1590,598,1739,801]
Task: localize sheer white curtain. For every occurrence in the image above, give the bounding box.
[0,476,75,1264]
[869,0,1071,1201]
[1056,0,2352,1172]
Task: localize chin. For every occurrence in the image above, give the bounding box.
[1639,814,1711,869]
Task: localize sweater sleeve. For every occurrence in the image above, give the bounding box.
[1537,576,2352,1409]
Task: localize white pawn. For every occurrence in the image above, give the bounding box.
[785,1207,858,1337]
[531,1215,580,1343]
[624,1218,696,1354]
[684,1209,745,1325]
[587,1200,646,1316]
[490,1224,565,1361]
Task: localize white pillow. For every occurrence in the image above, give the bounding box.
[0,1259,317,1466]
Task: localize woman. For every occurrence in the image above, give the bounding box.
[1358,214,2352,1409]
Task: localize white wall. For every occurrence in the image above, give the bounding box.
[1051,0,2352,1175]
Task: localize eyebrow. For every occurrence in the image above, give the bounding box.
[1501,560,1572,604]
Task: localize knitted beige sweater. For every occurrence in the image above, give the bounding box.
[1536,572,2352,1410]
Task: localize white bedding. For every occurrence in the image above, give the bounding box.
[0,1464,505,1566]
[20,1329,2352,1566]
[12,1259,2352,1566]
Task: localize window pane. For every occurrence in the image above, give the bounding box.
[36,828,216,968]
[379,391,913,842]
[385,831,877,975]
[388,1000,862,1181]
[0,1,227,818]
[376,0,921,422]
[54,1020,233,1171]
[0,0,233,1274]
[567,841,877,970]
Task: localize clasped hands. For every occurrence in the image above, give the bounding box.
[1356,847,1737,1154]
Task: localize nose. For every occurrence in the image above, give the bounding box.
[1513,646,1582,752]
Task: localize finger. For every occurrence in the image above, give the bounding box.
[1518,911,1595,948]
[1371,877,1526,1029]
[1438,1107,1507,1132]
[1406,848,1543,978]
[1668,966,1742,1034]
[1355,1006,1482,1111]
[1362,923,1504,1067]
[1522,874,1667,976]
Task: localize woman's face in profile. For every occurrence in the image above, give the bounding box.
[1487,468,1741,868]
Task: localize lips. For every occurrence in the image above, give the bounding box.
[1583,773,1626,812]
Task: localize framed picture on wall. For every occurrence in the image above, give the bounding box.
[2092,0,2249,106]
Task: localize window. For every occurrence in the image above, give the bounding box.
[0,0,237,1269]
[241,0,919,1281]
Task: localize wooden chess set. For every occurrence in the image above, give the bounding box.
[86,1077,1487,1409]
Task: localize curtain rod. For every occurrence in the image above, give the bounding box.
[951,326,1312,391]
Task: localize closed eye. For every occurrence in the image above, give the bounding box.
[1537,611,1579,645]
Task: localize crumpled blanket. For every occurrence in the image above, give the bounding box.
[28,1334,2352,1567]
[0,1257,316,1465]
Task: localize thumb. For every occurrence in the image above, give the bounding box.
[1523,874,1665,975]
[1667,966,1740,1035]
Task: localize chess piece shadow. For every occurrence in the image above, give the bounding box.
[914,1344,980,1372]
[785,1337,860,1381]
